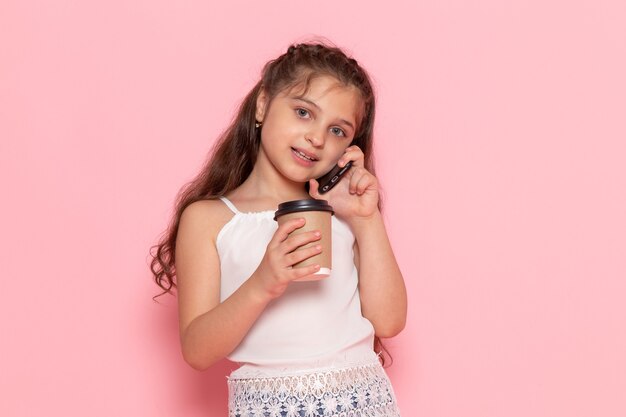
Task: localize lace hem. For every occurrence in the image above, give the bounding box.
[227,362,401,417]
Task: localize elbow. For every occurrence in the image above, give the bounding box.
[180,325,228,371]
[181,340,219,371]
[182,355,208,372]
[182,348,208,371]
[373,317,406,339]
[182,348,218,371]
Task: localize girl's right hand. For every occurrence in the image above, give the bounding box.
[251,217,322,300]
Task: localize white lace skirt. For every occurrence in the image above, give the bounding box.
[227,360,401,417]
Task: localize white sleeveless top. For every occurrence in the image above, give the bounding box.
[217,197,378,378]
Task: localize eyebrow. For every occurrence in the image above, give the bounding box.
[292,97,355,131]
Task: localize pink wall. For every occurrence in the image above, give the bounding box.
[1,1,625,416]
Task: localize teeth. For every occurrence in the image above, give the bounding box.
[296,150,315,161]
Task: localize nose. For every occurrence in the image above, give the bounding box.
[305,126,325,148]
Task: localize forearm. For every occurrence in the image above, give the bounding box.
[181,276,270,370]
[350,211,407,338]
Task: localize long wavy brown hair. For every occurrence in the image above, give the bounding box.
[149,41,393,366]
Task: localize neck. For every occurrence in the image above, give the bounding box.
[232,148,311,209]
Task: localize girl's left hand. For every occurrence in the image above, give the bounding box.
[308,145,380,221]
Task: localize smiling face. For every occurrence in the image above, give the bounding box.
[254,74,363,184]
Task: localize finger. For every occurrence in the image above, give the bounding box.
[339,146,365,168]
[285,244,323,266]
[282,230,321,254]
[308,178,321,199]
[349,167,366,194]
[272,217,306,244]
[355,172,375,195]
[290,263,322,281]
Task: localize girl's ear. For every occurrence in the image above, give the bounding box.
[255,89,268,122]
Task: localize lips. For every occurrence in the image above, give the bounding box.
[291,147,319,162]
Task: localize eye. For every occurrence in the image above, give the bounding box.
[295,108,310,118]
[330,127,346,137]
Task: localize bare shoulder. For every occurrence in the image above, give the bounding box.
[179,198,235,242]
[176,198,234,338]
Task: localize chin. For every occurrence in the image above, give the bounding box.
[280,171,310,185]
[280,167,318,184]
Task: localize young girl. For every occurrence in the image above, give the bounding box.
[151,42,407,417]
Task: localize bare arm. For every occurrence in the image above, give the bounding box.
[176,200,322,370]
[352,212,407,338]
[175,201,267,370]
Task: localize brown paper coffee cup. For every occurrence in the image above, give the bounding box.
[274,199,333,281]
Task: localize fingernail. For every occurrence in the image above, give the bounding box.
[314,231,321,237]
[315,245,322,251]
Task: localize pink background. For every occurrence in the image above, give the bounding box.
[1,1,625,416]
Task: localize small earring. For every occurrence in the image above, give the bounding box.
[255,121,262,128]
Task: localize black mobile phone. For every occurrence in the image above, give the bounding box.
[316,161,353,194]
